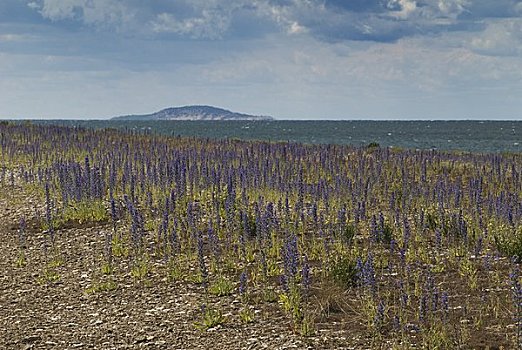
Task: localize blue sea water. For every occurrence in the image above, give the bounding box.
[31,120,520,153]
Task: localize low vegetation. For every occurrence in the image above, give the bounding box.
[1,122,521,348]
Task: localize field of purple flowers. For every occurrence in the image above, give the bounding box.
[1,121,521,349]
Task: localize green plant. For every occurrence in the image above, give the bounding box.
[381,223,394,244]
[245,246,256,263]
[131,259,149,280]
[263,287,278,303]
[279,285,302,323]
[101,262,113,275]
[38,268,60,284]
[329,255,358,287]
[420,324,453,350]
[195,307,226,330]
[167,261,185,281]
[187,270,204,284]
[85,281,117,294]
[359,294,378,330]
[15,251,26,268]
[458,258,478,290]
[46,200,109,230]
[342,224,356,245]
[494,231,522,262]
[426,211,438,230]
[267,259,281,277]
[144,219,157,232]
[239,306,255,324]
[299,312,315,337]
[47,257,64,268]
[209,276,235,296]
[112,236,128,258]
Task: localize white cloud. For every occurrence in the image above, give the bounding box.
[436,0,470,18]
[151,10,231,39]
[195,35,522,94]
[28,0,135,28]
[468,19,522,56]
[0,34,30,42]
[287,21,307,34]
[387,0,470,20]
[388,0,418,20]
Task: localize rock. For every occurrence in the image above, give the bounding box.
[21,335,40,343]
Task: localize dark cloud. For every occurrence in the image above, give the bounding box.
[7,0,522,45]
[461,0,522,19]
[324,0,387,13]
[292,0,521,43]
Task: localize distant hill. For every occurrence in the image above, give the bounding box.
[112,105,273,121]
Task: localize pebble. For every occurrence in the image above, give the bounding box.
[22,335,40,343]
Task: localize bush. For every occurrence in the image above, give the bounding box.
[329,256,358,287]
[495,232,522,262]
[342,224,356,245]
[380,223,394,244]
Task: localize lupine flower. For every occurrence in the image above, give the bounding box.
[239,270,247,296]
[402,218,411,250]
[110,197,117,233]
[370,215,378,243]
[301,254,311,297]
[197,230,208,288]
[393,315,401,330]
[419,294,427,323]
[44,181,55,244]
[374,300,385,328]
[510,262,522,346]
[260,248,268,279]
[441,291,449,319]
[18,216,26,249]
[435,229,442,250]
[208,223,220,264]
[282,233,299,284]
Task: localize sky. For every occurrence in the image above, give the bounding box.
[1,0,522,120]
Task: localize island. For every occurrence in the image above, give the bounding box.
[111,105,273,121]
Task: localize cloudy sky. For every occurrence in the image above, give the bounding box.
[1,0,522,119]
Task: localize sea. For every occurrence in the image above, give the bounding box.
[30,120,520,154]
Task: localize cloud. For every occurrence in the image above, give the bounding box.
[387,0,418,20]
[1,0,521,119]
[467,18,522,56]
[1,26,522,119]
[195,34,522,94]
[462,0,522,19]
[230,0,476,42]
[149,1,309,39]
[151,11,231,39]
[21,0,522,45]
[0,33,30,42]
[27,0,136,30]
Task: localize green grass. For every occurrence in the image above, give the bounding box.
[209,276,235,296]
[42,199,109,230]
